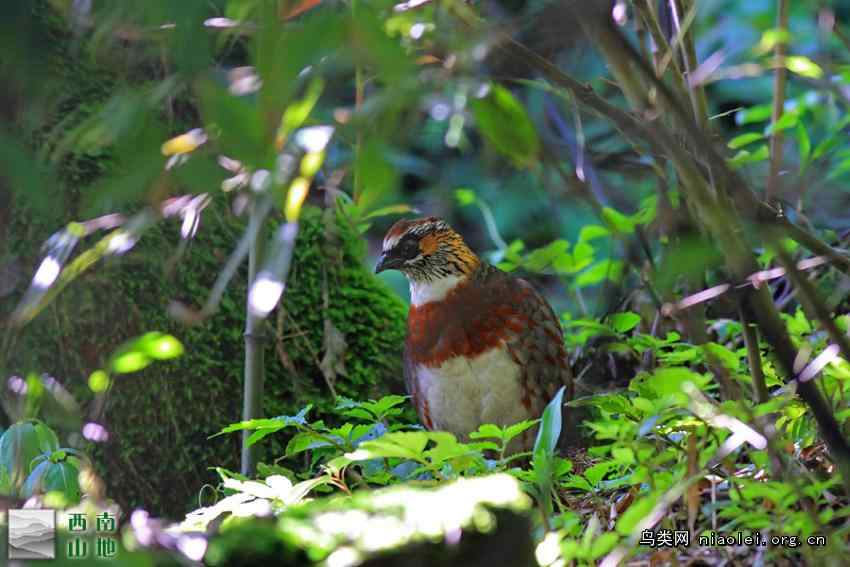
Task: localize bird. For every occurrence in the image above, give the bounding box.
[375,217,574,452]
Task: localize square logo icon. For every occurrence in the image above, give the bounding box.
[9,509,56,560]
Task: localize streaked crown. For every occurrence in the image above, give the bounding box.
[375,217,479,281]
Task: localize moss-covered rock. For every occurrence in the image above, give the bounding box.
[7,202,408,519]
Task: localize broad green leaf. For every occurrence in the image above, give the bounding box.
[469,84,540,167]
[575,260,623,288]
[280,77,325,141]
[353,142,397,213]
[111,350,152,374]
[765,111,799,135]
[504,420,538,444]
[525,240,570,272]
[610,312,641,333]
[198,80,268,166]
[754,27,791,54]
[601,207,634,233]
[703,342,740,372]
[533,386,565,458]
[646,367,710,398]
[590,532,619,559]
[422,432,475,466]
[578,224,609,243]
[727,132,764,149]
[469,424,504,441]
[584,461,613,486]
[137,332,184,361]
[616,493,657,535]
[736,104,772,125]
[786,55,823,79]
[354,431,430,461]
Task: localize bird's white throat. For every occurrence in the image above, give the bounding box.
[409,274,465,306]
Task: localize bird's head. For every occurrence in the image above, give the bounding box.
[375,217,480,282]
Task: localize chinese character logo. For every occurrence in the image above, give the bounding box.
[96,512,116,533]
[68,513,88,533]
[9,509,56,560]
[67,537,88,558]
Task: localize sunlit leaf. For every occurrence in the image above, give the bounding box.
[161,128,207,156]
[533,387,565,458]
[785,55,823,79]
[137,332,185,360]
[765,111,799,135]
[735,104,772,125]
[455,188,478,206]
[111,350,151,374]
[610,312,641,333]
[87,370,110,393]
[727,132,764,149]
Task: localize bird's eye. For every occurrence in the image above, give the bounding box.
[399,239,420,259]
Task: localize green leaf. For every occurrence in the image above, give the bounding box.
[727,132,764,149]
[616,494,657,535]
[211,406,312,438]
[786,55,823,79]
[533,386,565,458]
[469,84,540,167]
[469,424,505,441]
[584,461,613,486]
[703,342,740,372]
[353,142,397,213]
[575,260,623,288]
[578,224,609,243]
[736,104,773,125]
[601,207,634,233]
[454,188,478,206]
[280,77,325,139]
[611,447,635,465]
[362,204,415,221]
[137,332,184,361]
[198,80,269,166]
[646,367,710,398]
[728,145,769,168]
[610,312,641,333]
[111,350,152,374]
[353,431,430,461]
[590,532,619,559]
[797,123,811,172]
[503,420,538,444]
[525,240,570,272]
[765,111,799,135]
[632,397,655,415]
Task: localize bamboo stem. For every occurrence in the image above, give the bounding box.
[766,0,790,206]
[241,199,266,477]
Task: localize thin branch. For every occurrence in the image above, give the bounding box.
[739,303,769,404]
[766,0,790,205]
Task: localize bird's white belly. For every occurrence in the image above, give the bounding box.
[415,346,530,438]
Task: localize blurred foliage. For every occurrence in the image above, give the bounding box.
[3,201,406,517]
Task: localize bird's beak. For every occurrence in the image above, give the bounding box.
[375,252,403,274]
